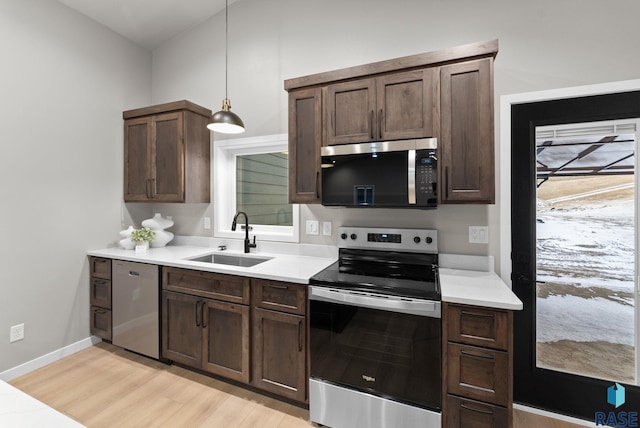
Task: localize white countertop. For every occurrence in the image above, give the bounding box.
[439,268,523,310]
[87,245,337,285]
[0,381,84,427]
[88,244,522,310]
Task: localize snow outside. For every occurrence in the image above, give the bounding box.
[536,175,635,384]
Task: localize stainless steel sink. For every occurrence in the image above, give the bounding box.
[188,253,271,267]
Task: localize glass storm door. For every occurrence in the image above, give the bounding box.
[511,92,640,420]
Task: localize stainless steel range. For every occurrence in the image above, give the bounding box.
[309,227,441,428]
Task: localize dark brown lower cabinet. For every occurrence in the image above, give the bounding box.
[203,299,250,383]
[443,302,514,427]
[161,271,308,404]
[446,395,509,428]
[162,290,250,383]
[162,291,202,367]
[252,307,306,402]
[89,257,112,340]
[90,306,112,340]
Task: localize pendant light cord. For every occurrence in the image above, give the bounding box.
[225,0,228,100]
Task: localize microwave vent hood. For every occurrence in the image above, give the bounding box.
[321,138,437,209]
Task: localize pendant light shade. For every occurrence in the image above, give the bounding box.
[207,98,245,134]
[207,0,245,134]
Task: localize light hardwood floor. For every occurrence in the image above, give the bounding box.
[10,342,587,428]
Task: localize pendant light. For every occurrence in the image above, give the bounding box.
[207,0,245,134]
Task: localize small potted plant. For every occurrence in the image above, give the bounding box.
[131,227,155,252]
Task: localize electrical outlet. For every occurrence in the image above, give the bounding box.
[306,220,319,235]
[469,226,489,244]
[10,324,24,343]
[203,217,211,230]
[322,221,332,236]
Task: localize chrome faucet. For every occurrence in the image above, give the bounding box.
[231,211,257,253]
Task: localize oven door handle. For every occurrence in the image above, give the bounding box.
[309,286,441,318]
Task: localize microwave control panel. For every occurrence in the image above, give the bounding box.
[416,149,437,205]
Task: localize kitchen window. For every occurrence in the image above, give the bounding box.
[213,133,299,243]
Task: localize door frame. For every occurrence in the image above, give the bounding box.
[500,81,640,419]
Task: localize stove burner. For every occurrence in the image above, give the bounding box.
[310,227,440,301]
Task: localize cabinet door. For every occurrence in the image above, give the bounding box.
[440,58,494,203]
[152,112,185,202]
[89,257,112,280]
[90,278,111,309]
[252,307,306,402]
[90,306,112,340]
[288,88,322,204]
[202,299,250,384]
[377,68,435,141]
[124,117,153,201]
[447,342,509,405]
[324,79,376,146]
[447,304,509,351]
[446,395,509,428]
[162,291,202,368]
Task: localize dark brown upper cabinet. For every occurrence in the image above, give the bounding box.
[440,58,495,204]
[123,100,211,203]
[324,69,435,146]
[288,88,322,204]
[284,39,498,205]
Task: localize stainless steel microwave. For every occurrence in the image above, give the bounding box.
[320,138,437,208]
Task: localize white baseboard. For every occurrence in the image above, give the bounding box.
[0,336,100,382]
[513,403,596,427]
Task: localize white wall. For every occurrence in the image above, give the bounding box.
[0,0,151,372]
[149,0,640,271]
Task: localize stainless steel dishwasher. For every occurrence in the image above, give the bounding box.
[112,260,160,359]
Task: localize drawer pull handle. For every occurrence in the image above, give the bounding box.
[95,308,107,314]
[460,403,494,415]
[461,310,495,319]
[298,320,303,352]
[461,349,494,359]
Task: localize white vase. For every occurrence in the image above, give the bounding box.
[142,213,174,230]
[119,226,135,249]
[151,229,174,248]
[141,213,174,248]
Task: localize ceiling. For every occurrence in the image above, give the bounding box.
[56,0,239,49]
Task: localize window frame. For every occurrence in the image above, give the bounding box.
[213,133,299,243]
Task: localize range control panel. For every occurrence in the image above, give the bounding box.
[338,227,438,254]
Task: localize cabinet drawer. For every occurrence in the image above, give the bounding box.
[447,304,509,350]
[90,306,112,340]
[90,257,112,280]
[446,395,508,428]
[252,279,306,315]
[90,278,112,309]
[447,342,509,405]
[163,267,250,304]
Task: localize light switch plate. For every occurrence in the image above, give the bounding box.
[469,226,489,244]
[306,220,319,235]
[322,221,332,236]
[203,217,211,230]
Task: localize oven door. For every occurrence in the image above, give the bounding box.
[309,286,441,411]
